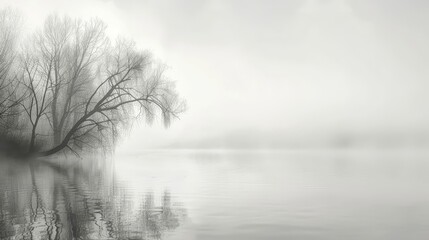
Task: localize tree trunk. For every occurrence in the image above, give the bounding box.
[51,85,61,145]
[40,110,95,156]
[28,119,39,153]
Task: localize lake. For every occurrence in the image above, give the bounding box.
[1,149,429,239]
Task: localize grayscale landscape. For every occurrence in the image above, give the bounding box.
[1,0,429,239]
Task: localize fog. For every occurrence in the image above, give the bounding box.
[3,0,429,150]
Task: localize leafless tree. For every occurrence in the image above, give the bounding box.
[4,13,185,156]
[34,15,109,146]
[19,50,53,152]
[0,9,24,133]
[41,39,184,156]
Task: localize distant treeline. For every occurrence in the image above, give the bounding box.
[0,8,185,157]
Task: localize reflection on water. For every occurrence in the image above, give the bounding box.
[2,150,429,239]
[0,157,186,240]
[116,150,429,240]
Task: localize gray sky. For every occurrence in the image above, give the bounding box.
[2,0,429,150]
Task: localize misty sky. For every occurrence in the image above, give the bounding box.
[1,0,429,149]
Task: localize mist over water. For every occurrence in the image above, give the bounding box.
[1,0,429,239]
[2,150,429,239]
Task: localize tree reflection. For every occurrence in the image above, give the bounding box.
[0,159,186,239]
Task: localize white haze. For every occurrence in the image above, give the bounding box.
[1,0,429,150]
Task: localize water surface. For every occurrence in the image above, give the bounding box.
[1,149,429,239]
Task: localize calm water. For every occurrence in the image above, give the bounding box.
[1,149,429,239]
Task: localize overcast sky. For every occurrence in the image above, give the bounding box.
[1,0,429,149]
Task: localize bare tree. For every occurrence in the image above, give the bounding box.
[41,39,184,156]
[0,14,185,156]
[34,15,109,146]
[20,50,53,152]
[0,9,23,133]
